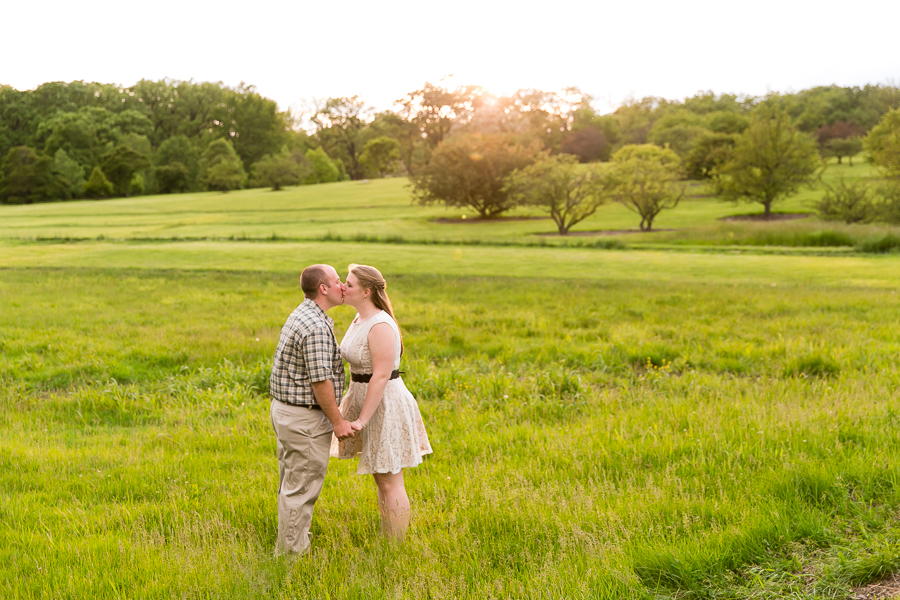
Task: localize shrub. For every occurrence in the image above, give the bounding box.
[875,181,900,224]
[82,166,114,199]
[813,178,876,224]
[857,234,900,254]
[304,147,341,184]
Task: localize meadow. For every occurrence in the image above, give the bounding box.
[3,162,900,599]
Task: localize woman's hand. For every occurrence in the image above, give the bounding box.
[351,419,365,431]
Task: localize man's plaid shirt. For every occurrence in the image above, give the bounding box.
[270,298,345,406]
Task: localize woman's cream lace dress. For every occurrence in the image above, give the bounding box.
[330,311,432,474]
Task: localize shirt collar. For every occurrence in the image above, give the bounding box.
[303,297,334,327]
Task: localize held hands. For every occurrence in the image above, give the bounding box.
[350,420,365,432]
[333,418,357,441]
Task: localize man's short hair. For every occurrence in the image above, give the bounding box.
[300,264,331,298]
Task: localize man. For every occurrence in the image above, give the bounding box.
[269,263,357,555]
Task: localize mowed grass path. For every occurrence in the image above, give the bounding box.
[3,269,900,599]
[2,239,900,288]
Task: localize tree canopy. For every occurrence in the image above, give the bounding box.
[411,134,542,218]
[2,79,900,205]
[714,103,821,217]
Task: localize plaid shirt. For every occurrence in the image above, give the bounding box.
[270,298,344,406]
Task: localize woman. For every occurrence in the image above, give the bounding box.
[331,264,432,542]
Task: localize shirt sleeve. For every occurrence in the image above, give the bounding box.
[301,326,334,383]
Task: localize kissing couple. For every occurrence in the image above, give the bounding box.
[268,263,432,554]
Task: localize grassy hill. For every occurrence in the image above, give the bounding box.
[0,160,894,250]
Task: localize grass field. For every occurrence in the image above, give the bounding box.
[3,269,900,599]
[3,159,900,598]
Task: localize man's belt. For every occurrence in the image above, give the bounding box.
[351,370,402,383]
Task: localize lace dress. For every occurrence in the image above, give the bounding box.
[330,310,432,474]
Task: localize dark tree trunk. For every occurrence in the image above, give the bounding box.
[764,201,772,218]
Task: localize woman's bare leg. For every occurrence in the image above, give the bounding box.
[372,471,410,542]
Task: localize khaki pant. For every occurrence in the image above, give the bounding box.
[270,399,333,555]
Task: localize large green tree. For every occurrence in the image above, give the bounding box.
[229,84,288,169]
[504,153,615,234]
[397,82,480,148]
[100,145,150,197]
[252,152,308,191]
[0,146,64,204]
[864,108,900,178]
[155,134,200,192]
[411,134,541,218]
[312,97,370,180]
[359,136,401,177]
[714,104,821,217]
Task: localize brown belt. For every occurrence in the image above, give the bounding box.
[351,369,402,383]
[274,398,322,410]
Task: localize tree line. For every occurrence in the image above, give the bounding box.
[1,79,899,220]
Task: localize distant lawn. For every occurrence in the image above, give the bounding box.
[0,158,892,248]
[2,239,900,287]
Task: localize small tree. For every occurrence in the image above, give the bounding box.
[304,147,341,184]
[609,144,685,231]
[504,154,615,234]
[206,160,245,192]
[0,146,64,204]
[411,134,541,218]
[155,163,190,193]
[814,119,864,166]
[201,139,245,192]
[813,178,875,224]
[875,182,900,225]
[82,166,114,199]
[864,109,900,179]
[253,153,306,191]
[130,173,145,196]
[360,136,401,177]
[823,137,863,166]
[714,104,821,218]
[100,145,150,197]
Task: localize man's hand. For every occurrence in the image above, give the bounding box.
[332,418,356,441]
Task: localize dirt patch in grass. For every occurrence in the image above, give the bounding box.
[852,572,900,599]
[433,216,548,223]
[534,229,676,237]
[719,213,813,222]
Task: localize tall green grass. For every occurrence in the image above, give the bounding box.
[3,269,900,598]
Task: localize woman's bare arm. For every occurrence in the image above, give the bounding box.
[354,322,397,427]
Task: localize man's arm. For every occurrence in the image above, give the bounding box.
[302,327,355,440]
[310,379,355,440]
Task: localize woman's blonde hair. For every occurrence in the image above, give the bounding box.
[349,264,403,355]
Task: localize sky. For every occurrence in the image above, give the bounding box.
[3,0,899,115]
